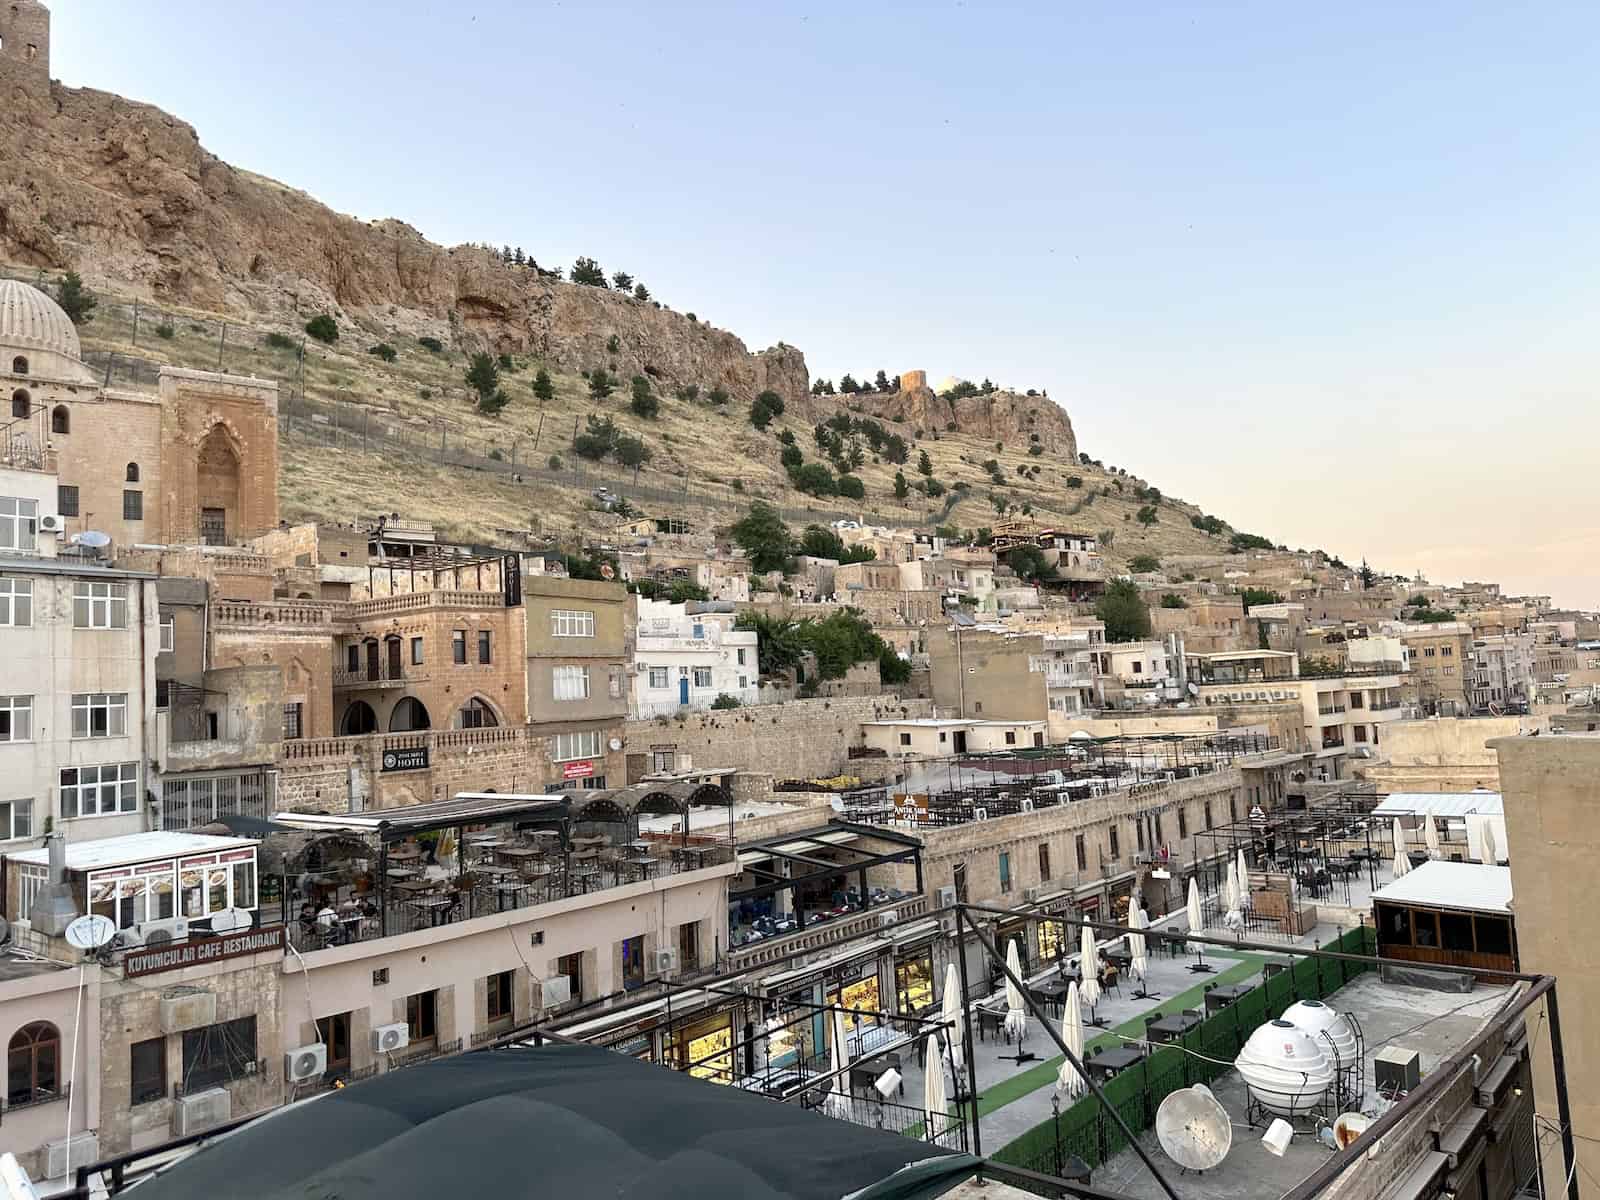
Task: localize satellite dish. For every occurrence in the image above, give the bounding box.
[210,908,254,934]
[71,530,111,548]
[608,737,624,752]
[1187,682,1199,696]
[1156,1084,1232,1171]
[65,914,117,950]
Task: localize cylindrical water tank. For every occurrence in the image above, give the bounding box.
[1235,1019,1336,1118]
[1282,1000,1359,1074]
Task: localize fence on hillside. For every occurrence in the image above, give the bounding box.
[991,925,1378,1178]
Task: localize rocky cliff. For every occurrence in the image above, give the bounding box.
[0,70,1068,445]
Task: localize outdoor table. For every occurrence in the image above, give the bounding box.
[1146,1011,1204,1043]
[384,866,420,881]
[627,840,653,853]
[497,846,542,863]
[1029,978,1071,1015]
[976,1007,1005,1042]
[628,855,659,878]
[494,881,530,911]
[1104,948,1133,969]
[1204,983,1255,1014]
[392,878,439,895]
[387,845,422,863]
[474,864,517,878]
[1084,1045,1145,1080]
[410,895,454,927]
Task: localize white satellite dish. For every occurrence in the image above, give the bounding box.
[71,530,112,548]
[1155,1084,1232,1171]
[210,907,254,934]
[65,914,117,950]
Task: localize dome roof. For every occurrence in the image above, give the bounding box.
[0,279,83,362]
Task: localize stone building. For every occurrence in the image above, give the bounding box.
[927,626,1048,722]
[1,280,279,550]
[523,575,630,791]
[1395,620,1474,715]
[0,0,48,93]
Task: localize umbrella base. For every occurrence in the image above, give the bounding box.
[998,1051,1037,1064]
[1133,988,1160,1000]
[1188,962,1216,974]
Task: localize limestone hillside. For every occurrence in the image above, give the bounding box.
[0,68,1269,567]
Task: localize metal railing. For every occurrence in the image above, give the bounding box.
[332,665,431,689]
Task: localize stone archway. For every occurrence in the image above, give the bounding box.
[196,423,241,544]
[340,701,378,736]
[388,697,431,732]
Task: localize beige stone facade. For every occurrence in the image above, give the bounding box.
[928,626,1047,721]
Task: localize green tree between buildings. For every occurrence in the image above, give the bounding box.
[1128,554,1161,573]
[55,272,98,326]
[730,502,793,574]
[1095,579,1152,643]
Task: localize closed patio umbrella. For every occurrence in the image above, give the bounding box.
[1003,938,1028,1043]
[1392,818,1410,880]
[1224,861,1243,933]
[1481,822,1499,866]
[940,961,964,1076]
[1056,981,1087,1100]
[1079,924,1102,1015]
[1186,877,1213,973]
[1237,847,1251,908]
[922,1034,947,1142]
[1424,814,1442,859]
[1129,906,1155,999]
[824,1008,852,1119]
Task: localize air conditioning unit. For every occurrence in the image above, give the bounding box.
[371,1021,410,1056]
[285,1042,328,1084]
[875,909,899,930]
[1022,886,1042,904]
[1020,797,1035,813]
[936,885,958,909]
[139,916,190,946]
[174,1087,231,1137]
[973,807,989,821]
[540,975,573,1008]
[38,513,63,534]
[655,948,678,975]
[159,985,216,1034]
[45,1132,99,1180]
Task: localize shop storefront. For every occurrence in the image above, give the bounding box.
[893,950,934,1015]
[666,1011,736,1084]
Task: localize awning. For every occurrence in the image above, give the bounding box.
[123,1043,975,1200]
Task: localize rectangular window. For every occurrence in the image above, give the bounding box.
[317,1013,352,1077]
[1131,660,1142,674]
[0,577,31,626]
[557,952,584,1004]
[58,761,138,819]
[0,497,38,551]
[452,629,467,664]
[346,644,360,673]
[1204,800,1213,830]
[406,990,438,1044]
[487,970,515,1024]
[410,636,425,665]
[736,648,747,666]
[1075,834,1087,872]
[1349,692,1364,708]
[282,703,303,741]
[1038,842,1051,882]
[1178,808,1188,839]
[1004,730,1016,745]
[73,581,128,629]
[155,679,171,710]
[553,665,592,701]
[998,851,1012,894]
[57,485,79,518]
[552,730,602,762]
[678,921,699,970]
[130,1037,166,1106]
[159,616,175,653]
[477,630,492,664]
[622,935,646,990]
[1442,645,1453,657]
[123,489,143,521]
[0,798,34,841]
[647,666,669,689]
[1108,827,1120,861]
[692,667,713,688]
[71,692,128,739]
[551,609,596,638]
[1354,725,1368,743]
[0,695,31,742]
[899,732,911,746]
[180,1016,257,1092]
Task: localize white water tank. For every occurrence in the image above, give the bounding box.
[1281,1001,1359,1072]
[1235,1019,1336,1118]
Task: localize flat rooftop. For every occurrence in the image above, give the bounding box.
[1373,791,1503,817]
[1370,860,1513,915]
[6,831,256,871]
[1090,974,1514,1200]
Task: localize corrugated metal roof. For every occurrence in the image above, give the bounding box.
[1370,860,1513,914]
[6,832,255,870]
[1374,792,1503,817]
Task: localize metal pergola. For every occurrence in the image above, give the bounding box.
[731,821,925,928]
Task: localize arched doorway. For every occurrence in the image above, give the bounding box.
[340,701,378,736]
[388,697,431,732]
[197,424,241,545]
[454,697,499,729]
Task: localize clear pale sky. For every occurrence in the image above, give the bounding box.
[50,2,1600,609]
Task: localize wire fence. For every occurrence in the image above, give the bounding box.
[8,265,941,529]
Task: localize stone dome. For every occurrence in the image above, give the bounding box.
[0,278,83,363]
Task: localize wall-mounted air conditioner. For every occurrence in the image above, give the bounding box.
[973,807,989,821]
[371,1022,410,1055]
[541,976,573,1008]
[936,886,957,908]
[1020,797,1035,813]
[39,513,63,534]
[285,1042,328,1084]
[655,948,678,975]
[174,1087,231,1137]
[1022,886,1042,904]
[139,916,190,946]
[45,1133,99,1180]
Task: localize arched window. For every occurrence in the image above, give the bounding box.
[50,405,69,435]
[339,701,378,736]
[11,356,27,376]
[454,697,498,730]
[7,1022,60,1106]
[388,697,431,732]
[10,389,29,420]
[126,462,141,483]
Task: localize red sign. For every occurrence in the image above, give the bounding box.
[562,759,595,780]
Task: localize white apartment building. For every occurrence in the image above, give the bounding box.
[0,467,159,849]
[1102,640,1173,690]
[631,598,759,717]
[1471,633,1536,712]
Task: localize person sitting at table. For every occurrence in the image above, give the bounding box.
[316,903,341,943]
[298,902,317,931]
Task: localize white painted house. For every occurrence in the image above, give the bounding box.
[631,598,759,718]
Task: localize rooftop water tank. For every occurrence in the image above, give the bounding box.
[1235,1019,1336,1119]
[1282,1001,1359,1072]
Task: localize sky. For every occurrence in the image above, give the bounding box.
[49,2,1600,609]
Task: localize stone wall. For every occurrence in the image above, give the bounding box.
[621,695,933,784]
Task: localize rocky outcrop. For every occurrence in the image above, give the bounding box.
[847,380,1077,460]
[0,78,810,404]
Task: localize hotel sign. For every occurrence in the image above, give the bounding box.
[382,746,430,773]
[562,759,596,780]
[123,925,285,978]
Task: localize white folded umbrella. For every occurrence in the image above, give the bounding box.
[1056,981,1087,1100]
[1128,906,1149,982]
[940,961,964,1075]
[1481,821,1499,866]
[824,1008,852,1119]
[923,1033,947,1141]
[1079,924,1102,1009]
[1424,814,1442,859]
[1237,847,1251,907]
[1003,938,1029,1042]
[1392,818,1410,879]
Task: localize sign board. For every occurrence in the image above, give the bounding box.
[382,746,430,773]
[562,759,595,780]
[123,925,286,978]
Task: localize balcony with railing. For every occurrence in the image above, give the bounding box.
[1317,703,1346,717]
[333,664,432,690]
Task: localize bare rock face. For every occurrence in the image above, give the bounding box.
[847,381,1078,460]
[0,78,811,406]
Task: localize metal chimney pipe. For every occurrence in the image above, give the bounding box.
[46,831,65,884]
